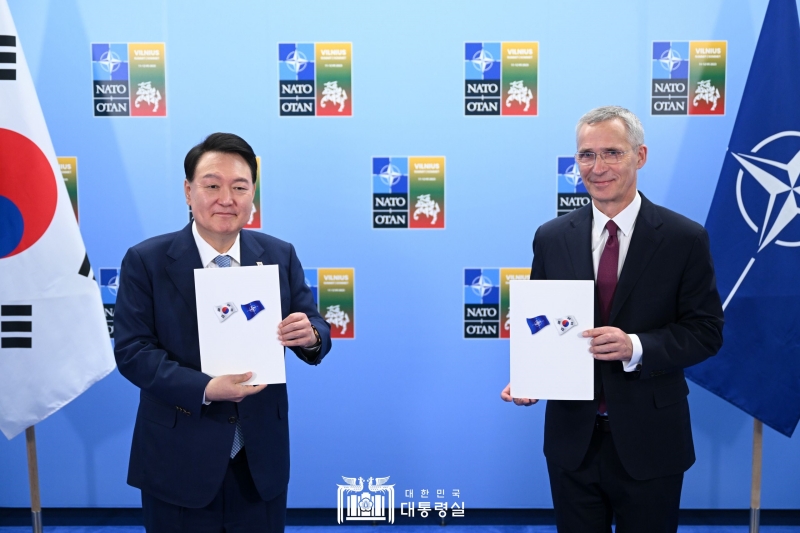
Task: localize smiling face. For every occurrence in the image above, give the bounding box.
[184,151,254,250]
[576,118,647,218]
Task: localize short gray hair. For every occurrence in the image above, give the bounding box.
[575,106,645,148]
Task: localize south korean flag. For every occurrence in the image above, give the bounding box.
[555,315,578,335]
[214,302,238,323]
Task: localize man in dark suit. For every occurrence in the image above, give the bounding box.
[501,106,723,532]
[114,133,331,532]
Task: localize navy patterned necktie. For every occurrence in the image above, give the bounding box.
[213,254,244,458]
[213,254,232,269]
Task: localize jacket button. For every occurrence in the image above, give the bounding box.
[228,416,237,424]
[636,364,642,371]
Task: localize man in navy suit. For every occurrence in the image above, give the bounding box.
[114,133,331,532]
[501,106,723,532]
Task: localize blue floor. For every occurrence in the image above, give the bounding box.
[1,527,800,532]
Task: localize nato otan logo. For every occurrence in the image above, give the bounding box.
[464,42,538,116]
[91,43,167,117]
[99,268,120,338]
[278,42,352,116]
[337,476,395,524]
[463,269,500,338]
[651,41,727,115]
[372,157,446,229]
[557,156,590,216]
[464,267,530,339]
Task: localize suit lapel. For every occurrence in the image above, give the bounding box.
[564,206,594,281]
[165,224,204,310]
[240,230,266,266]
[609,194,664,324]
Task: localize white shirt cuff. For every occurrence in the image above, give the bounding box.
[623,334,643,372]
[202,391,211,405]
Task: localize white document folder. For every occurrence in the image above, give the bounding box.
[194,265,286,385]
[509,280,594,400]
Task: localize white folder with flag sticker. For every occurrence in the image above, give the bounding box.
[509,280,594,400]
[194,265,285,385]
[0,0,116,440]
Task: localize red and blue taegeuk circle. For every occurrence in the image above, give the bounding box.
[0,128,58,259]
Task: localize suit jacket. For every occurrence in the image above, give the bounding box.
[533,194,723,480]
[114,223,332,508]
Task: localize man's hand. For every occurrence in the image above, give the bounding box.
[583,327,633,362]
[500,382,538,406]
[278,312,317,348]
[205,372,267,403]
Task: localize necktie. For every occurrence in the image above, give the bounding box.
[213,254,244,458]
[596,220,619,415]
[597,220,620,327]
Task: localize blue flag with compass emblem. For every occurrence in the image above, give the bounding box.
[685,0,800,437]
[526,315,550,335]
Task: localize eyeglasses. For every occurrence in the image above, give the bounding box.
[574,150,631,166]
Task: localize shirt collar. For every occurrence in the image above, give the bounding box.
[192,221,241,266]
[591,191,642,238]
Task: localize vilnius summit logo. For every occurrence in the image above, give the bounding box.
[372,157,446,229]
[464,42,538,116]
[651,40,726,116]
[91,43,167,117]
[304,268,355,339]
[463,268,530,339]
[278,43,352,116]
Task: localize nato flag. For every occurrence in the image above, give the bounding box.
[241,300,265,321]
[685,0,800,437]
[526,315,550,335]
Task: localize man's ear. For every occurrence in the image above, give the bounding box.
[636,144,648,170]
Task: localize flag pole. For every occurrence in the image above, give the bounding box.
[749,418,763,533]
[24,426,43,533]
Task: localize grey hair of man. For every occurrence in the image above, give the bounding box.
[575,106,645,148]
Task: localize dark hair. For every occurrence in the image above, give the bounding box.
[184,133,258,184]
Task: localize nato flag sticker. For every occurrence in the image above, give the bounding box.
[526,315,550,334]
[215,302,238,323]
[241,300,265,321]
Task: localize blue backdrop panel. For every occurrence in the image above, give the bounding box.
[1,0,798,510]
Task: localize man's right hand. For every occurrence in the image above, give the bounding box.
[500,382,538,406]
[205,372,267,403]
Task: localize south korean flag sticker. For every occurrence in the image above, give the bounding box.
[556,315,578,335]
[215,302,238,323]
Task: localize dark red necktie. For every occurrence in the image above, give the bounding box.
[596,220,619,415]
[597,220,620,327]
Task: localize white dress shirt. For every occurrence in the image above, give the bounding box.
[590,192,644,372]
[192,221,241,269]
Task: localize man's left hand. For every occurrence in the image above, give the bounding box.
[583,327,633,362]
[278,312,317,348]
